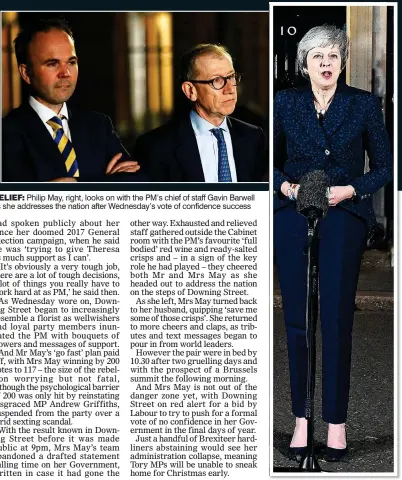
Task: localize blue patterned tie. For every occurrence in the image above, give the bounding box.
[211,128,232,182]
[47,116,79,177]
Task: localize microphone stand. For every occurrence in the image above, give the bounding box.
[274,172,329,473]
[299,215,321,471]
[274,211,326,473]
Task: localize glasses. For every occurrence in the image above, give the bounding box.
[189,72,242,90]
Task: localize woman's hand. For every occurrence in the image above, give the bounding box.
[328,185,355,206]
[280,181,300,199]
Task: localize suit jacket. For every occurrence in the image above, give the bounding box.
[274,84,393,229]
[2,103,146,182]
[134,113,266,182]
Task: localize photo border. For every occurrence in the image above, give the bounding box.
[269,2,398,475]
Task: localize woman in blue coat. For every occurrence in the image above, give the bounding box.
[274,25,392,461]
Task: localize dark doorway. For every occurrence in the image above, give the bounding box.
[273,6,346,94]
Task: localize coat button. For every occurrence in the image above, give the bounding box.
[325,149,330,155]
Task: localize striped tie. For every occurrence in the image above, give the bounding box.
[47,116,79,177]
[211,128,232,182]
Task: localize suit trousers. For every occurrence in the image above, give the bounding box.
[274,205,367,424]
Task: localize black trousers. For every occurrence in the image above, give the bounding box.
[274,206,367,424]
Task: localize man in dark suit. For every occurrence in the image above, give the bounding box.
[2,17,142,182]
[135,44,266,182]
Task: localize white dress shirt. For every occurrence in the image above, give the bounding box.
[190,110,237,182]
[29,96,72,142]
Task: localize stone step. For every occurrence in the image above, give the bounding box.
[273,267,393,291]
[273,290,393,312]
[361,248,393,268]
[273,256,393,312]
[357,266,393,292]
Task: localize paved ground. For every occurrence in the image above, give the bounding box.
[272,310,394,473]
[274,266,394,311]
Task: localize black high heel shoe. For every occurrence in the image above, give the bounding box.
[324,430,348,462]
[324,445,348,462]
[288,446,307,462]
[288,417,308,461]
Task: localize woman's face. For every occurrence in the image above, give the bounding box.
[305,45,342,91]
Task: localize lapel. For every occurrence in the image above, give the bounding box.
[67,104,91,178]
[293,83,354,149]
[322,83,354,137]
[21,103,67,175]
[227,116,249,182]
[174,114,205,181]
[293,86,328,149]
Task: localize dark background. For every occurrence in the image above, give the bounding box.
[3,12,269,156]
[273,6,346,94]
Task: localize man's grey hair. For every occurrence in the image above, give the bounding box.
[296,24,349,78]
[180,44,233,82]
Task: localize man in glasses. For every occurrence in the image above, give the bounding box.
[135,43,266,182]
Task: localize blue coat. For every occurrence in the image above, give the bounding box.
[273,84,393,230]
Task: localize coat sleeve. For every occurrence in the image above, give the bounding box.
[2,118,38,182]
[349,95,393,197]
[98,114,149,182]
[273,90,291,192]
[252,127,268,182]
[134,131,172,182]
[102,114,131,162]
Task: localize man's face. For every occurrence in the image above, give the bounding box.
[185,53,237,126]
[20,28,78,113]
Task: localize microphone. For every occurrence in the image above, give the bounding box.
[296,170,329,220]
